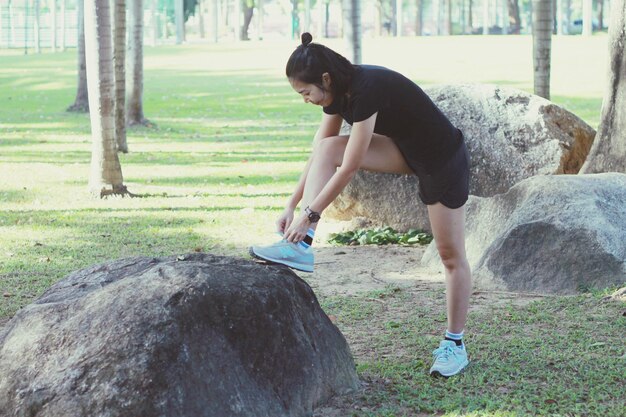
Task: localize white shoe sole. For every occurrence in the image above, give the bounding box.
[430,359,470,377]
[249,247,314,273]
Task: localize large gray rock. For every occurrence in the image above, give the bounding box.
[326,84,596,232]
[0,254,358,417]
[422,173,626,294]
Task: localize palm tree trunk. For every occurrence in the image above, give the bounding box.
[580,0,626,173]
[597,0,604,29]
[33,0,41,53]
[482,0,489,34]
[67,0,89,112]
[447,0,452,34]
[582,0,593,35]
[51,0,57,52]
[241,4,254,40]
[61,0,66,51]
[127,0,148,126]
[175,0,184,44]
[113,0,127,153]
[415,0,423,35]
[532,0,552,99]
[84,0,127,197]
[342,0,361,64]
[198,0,205,38]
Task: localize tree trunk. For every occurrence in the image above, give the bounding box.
[256,0,263,39]
[469,0,473,29]
[61,0,66,51]
[433,0,440,35]
[415,0,423,35]
[113,0,127,153]
[304,0,311,31]
[447,0,452,34]
[532,0,552,99]
[51,0,57,51]
[552,0,557,33]
[508,0,520,33]
[241,4,253,40]
[175,0,184,43]
[67,0,89,112]
[482,0,489,34]
[342,0,361,64]
[34,0,40,53]
[127,0,148,126]
[84,0,127,197]
[150,0,157,45]
[597,0,604,29]
[582,0,593,35]
[210,0,218,42]
[580,0,626,173]
[198,0,205,38]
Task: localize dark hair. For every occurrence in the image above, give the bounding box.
[285,32,355,97]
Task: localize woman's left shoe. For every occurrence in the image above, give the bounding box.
[429,340,470,377]
[249,240,314,273]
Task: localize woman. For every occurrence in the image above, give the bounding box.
[250,33,471,377]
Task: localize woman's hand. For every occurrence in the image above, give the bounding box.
[283,212,311,243]
[276,208,295,234]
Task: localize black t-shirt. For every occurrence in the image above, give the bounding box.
[323,65,463,175]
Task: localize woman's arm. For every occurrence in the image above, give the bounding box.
[282,113,377,241]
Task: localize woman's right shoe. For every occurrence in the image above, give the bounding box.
[249,240,314,273]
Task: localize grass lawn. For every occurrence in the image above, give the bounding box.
[1,35,624,416]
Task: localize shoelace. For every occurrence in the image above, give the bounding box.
[432,345,456,362]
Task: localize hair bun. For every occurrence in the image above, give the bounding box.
[301,32,313,47]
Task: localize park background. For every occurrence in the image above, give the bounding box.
[1,0,625,416]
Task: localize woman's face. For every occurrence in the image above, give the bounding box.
[289,74,334,107]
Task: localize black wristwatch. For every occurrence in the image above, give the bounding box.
[304,206,321,223]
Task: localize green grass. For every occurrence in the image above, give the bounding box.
[321,286,625,417]
[1,35,623,416]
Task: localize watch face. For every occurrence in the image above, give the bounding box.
[308,212,320,223]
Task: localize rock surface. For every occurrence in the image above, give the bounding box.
[0,253,358,417]
[422,173,626,294]
[326,84,596,232]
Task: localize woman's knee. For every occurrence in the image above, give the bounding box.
[313,135,347,165]
[436,243,466,271]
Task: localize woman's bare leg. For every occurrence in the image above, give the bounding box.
[426,203,471,334]
[302,134,413,231]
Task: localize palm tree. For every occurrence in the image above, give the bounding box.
[127,0,149,126]
[84,0,127,197]
[67,0,89,112]
[175,0,185,44]
[532,0,552,99]
[580,0,626,173]
[33,0,41,53]
[342,0,361,64]
[415,0,423,36]
[51,0,56,51]
[113,0,128,153]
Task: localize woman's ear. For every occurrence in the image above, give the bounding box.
[321,72,332,89]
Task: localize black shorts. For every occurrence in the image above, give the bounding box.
[416,141,470,209]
